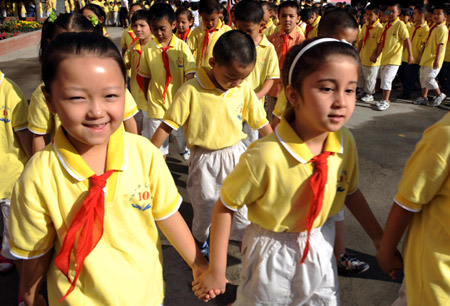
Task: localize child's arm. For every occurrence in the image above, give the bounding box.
[123,117,138,134]
[404,38,414,64]
[18,251,53,306]
[32,134,47,154]
[150,122,173,148]
[185,73,195,81]
[16,129,33,157]
[345,189,383,250]
[377,203,414,279]
[434,43,444,69]
[255,79,275,100]
[192,199,233,300]
[259,123,273,137]
[370,43,382,63]
[156,211,209,280]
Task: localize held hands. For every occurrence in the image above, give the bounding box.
[376,247,403,280]
[192,268,228,302]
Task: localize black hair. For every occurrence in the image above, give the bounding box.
[220,4,229,25]
[281,38,360,119]
[414,4,427,15]
[199,0,221,15]
[176,7,194,21]
[366,4,380,14]
[401,8,412,17]
[318,9,358,38]
[81,3,106,29]
[39,13,98,63]
[300,7,313,21]
[42,32,125,92]
[213,30,256,67]
[386,3,401,11]
[130,2,145,11]
[260,1,271,12]
[148,2,175,24]
[131,8,149,25]
[234,0,263,24]
[433,4,449,16]
[278,1,299,17]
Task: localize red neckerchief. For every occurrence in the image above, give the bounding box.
[160,44,172,100]
[200,21,224,65]
[55,170,114,301]
[299,152,331,264]
[363,19,379,47]
[177,28,191,42]
[381,17,399,49]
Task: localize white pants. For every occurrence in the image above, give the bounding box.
[234,219,339,306]
[187,142,249,242]
[380,65,400,91]
[419,66,441,90]
[361,65,380,95]
[242,122,258,147]
[1,199,14,260]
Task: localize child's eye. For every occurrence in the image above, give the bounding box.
[320,87,334,92]
[69,96,85,101]
[345,89,356,94]
[105,94,118,99]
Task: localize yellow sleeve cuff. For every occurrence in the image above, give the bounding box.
[13,123,28,132]
[394,194,422,212]
[9,240,53,260]
[28,125,49,135]
[153,194,182,221]
[163,119,180,130]
[123,107,138,120]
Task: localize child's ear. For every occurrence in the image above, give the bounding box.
[259,21,265,32]
[286,85,301,108]
[99,16,105,24]
[171,20,176,30]
[41,86,57,114]
[209,57,216,68]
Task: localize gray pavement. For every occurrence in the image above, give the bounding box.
[0,26,447,306]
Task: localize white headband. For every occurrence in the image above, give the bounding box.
[287,38,350,85]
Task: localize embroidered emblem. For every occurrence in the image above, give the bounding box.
[129,184,152,211]
[336,170,349,192]
[1,106,10,123]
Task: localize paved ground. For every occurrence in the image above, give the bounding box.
[0,26,447,305]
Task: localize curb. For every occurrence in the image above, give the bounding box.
[0,30,41,57]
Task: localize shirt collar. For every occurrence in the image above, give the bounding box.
[154,34,177,49]
[311,15,321,27]
[275,117,343,164]
[203,19,223,31]
[258,34,269,47]
[195,67,238,97]
[264,19,273,29]
[53,126,127,182]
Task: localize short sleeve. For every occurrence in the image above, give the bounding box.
[124,89,138,120]
[163,83,192,130]
[399,22,409,41]
[138,44,152,79]
[148,144,182,220]
[7,78,28,131]
[437,27,448,45]
[273,89,288,119]
[182,42,197,75]
[28,85,53,135]
[395,127,450,211]
[242,84,269,130]
[265,44,280,80]
[9,172,55,259]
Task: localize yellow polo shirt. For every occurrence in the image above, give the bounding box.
[121,25,137,52]
[9,126,182,305]
[306,15,321,39]
[379,18,409,66]
[0,72,28,198]
[163,67,268,150]
[273,89,287,119]
[402,22,429,64]
[445,25,450,62]
[138,34,196,119]
[125,39,149,112]
[394,112,450,306]
[420,22,448,68]
[245,34,280,103]
[262,19,277,37]
[221,118,359,232]
[359,20,383,67]
[187,19,231,70]
[28,84,138,136]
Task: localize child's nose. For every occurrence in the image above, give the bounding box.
[88,99,105,118]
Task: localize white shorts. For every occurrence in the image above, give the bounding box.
[361,65,380,95]
[329,208,345,222]
[419,66,441,90]
[242,122,258,147]
[1,199,15,260]
[380,65,400,91]
[234,219,339,306]
[187,142,249,242]
[141,113,169,155]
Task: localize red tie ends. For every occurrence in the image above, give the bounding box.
[200,28,218,66]
[161,46,172,100]
[54,170,114,302]
[299,151,331,264]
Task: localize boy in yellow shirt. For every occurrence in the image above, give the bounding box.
[151,31,273,256]
[398,5,429,100]
[370,3,413,111]
[120,2,144,56]
[302,6,321,39]
[187,0,231,71]
[378,110,450,306]
[357,5,384,102]
[414,5,448,107]
[139,2,196,157]
[234,0,279,146]
[261,1,276,37]
[437,13,450,98]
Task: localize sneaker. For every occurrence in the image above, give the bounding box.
[360,94,374,102]
[199,241,209,261]
[376,100,390,111]
[337,253,370,274]
[428,93,447,107]
[413,96,428,105]
[0,255,13,273]
[180,149,190,161]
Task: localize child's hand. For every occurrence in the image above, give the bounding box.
[192,268,227,302]
[433,60,439,69]
[408,55,414,64]
[376,247,403,280]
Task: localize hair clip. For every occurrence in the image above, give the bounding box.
[49,11,57,23]
[91,15,99,27]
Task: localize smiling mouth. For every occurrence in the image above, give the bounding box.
[84,122,109,129]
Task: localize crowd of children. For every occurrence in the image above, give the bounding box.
[1,0,450,305]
